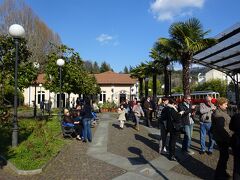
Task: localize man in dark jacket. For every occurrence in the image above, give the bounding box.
[178,95,196,155]
[143,96,153,127]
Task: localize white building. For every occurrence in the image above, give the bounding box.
[198,69,234,84]
[94,71,137,105]
[23,71,137,108]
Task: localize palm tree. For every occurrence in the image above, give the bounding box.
[161,18,216,96]
[150,40,172,96]
[130,64,145,100]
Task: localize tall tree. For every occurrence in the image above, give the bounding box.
[150,41,171,96]
[161,18,216,96]
[123,66,129,74]
[100,61,111,73]
[92,61,100,73]
[0,35,37,104]
[83,60,94,73]
[44,44,99,96]
[0,0,61,71]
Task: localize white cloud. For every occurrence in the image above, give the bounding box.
[96,33,119,46]
[150,0,205,21]
[96,34,113,43]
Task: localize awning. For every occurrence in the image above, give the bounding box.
[193,23,240,76]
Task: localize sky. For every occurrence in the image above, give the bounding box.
[19,0,240,72]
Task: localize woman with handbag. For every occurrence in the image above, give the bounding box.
[166,98,184,161]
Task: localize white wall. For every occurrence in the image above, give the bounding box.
[23,83,138,108]
[99,84,137,105]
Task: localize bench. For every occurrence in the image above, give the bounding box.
[60,119,76,139]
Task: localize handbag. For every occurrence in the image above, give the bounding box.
[173,122,185,134]
[170,112,185,134]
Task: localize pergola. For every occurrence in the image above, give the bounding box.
[193,22,240,107]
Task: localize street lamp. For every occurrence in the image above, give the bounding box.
[167,63,174,96]
[56,59,65,114]
[39,83,42,103]
[33,62,39,118]
[9,24,25,147]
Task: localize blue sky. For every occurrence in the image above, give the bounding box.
[23,0,240,72]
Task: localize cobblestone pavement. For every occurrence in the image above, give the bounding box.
[108,121,160,162]
[172,122,233,179]
[0,113,234,180]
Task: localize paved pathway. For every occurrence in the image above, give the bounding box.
[87,113,198,180]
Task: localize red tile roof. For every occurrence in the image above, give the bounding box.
[36,73,45,84]
[36,71,137,85]
[94,71,136,85]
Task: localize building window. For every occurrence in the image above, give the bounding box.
[38,91,45,104]
[100,91,106,102]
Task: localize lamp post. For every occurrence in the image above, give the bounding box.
[39,83,42,103]
[33,62,40,118]
[9,24,25,147]
[56,59,65,114]
[167,63,174,96]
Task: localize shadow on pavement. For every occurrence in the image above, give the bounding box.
[124,122,135,129]
[134,134,159,153]
[112,123,121,129]
[148,133,160,141]
[128,146,168,180]
[176,152,215,179]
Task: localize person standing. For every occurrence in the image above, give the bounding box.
[212,97,231,179]
[178,95,196,155]
[143,96,153,127]
[118,104,126,129]
[229,113,240,180]
[158,97,169,155]
[199,95,216,155]
[166,98,184,161]
[132,101,144,131]
[81,98,93,143]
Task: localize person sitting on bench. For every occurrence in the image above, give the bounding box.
[63,109,81,140]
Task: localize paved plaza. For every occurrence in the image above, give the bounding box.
[0,113,234,180]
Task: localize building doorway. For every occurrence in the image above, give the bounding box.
[119,93,126,104]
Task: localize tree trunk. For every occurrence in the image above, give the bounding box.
[164,65,170,97]
[145,78,149,98]
[182,59,191,97]
[152,73,157,100]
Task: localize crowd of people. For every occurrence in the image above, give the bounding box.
[117,95,239,180]
[62,94,239,179]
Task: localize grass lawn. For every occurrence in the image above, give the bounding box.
[0,115,68,170]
